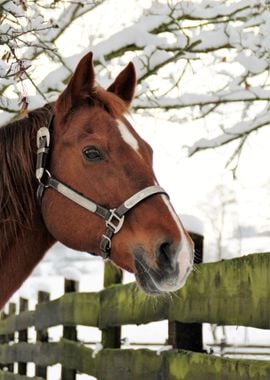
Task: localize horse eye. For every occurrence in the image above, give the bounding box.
[83,147,104,161]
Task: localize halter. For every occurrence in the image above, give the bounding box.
[36,114,168,259]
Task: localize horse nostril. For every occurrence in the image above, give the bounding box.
[156,241,176,271]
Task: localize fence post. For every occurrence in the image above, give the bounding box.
[0,303,16,373]
[7,303,16,373]
[168,216,204,352]
[0,308,7,372]
[18,298,28,375]
[35,291,50,379]
[102,262,123,348]
[61,279,78,380]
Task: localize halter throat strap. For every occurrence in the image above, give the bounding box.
[36,115,168,259]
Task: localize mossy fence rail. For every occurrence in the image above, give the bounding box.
[0,253,269,380]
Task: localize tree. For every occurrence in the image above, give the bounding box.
[199,184,241,261]
[1,0,269,165]
[0,0,103,114]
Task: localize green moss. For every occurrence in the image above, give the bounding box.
[0,342,270,379]
[168,351,189,380]
[169,253,270,329]
[166,350,270,380]
[0,254,269,335]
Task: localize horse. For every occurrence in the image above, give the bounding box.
[0,52,194,308]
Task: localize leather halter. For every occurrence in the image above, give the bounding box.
[36,114,168,259]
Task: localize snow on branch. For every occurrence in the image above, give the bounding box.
[133,87,270,110]
[0,0,57,108]
[188,109,270,156]
[0,0,103,113]
[1,0,270,152]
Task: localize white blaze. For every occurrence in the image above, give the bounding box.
[161,195,194,290]
[117,120,139,152]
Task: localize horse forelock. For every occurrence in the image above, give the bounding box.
[95,87,129,118]
[61,86,130,125]
[0,105,52,252]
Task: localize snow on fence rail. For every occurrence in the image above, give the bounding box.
[0,253,269,379]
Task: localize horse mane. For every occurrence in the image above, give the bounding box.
[0,88,128,253]
[0,104,52,253]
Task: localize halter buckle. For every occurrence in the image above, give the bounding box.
[37,127,50,149]
[106,209,125,234]
[100,234,112,258]
[36,127,51,182]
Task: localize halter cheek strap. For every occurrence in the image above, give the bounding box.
[36,115,168,259]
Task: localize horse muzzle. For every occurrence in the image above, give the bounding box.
[133,240,194,295]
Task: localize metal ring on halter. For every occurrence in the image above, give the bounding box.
[36,170,52,204]
[38,169,52,188]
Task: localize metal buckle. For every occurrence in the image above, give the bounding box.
[101,234,112,256]
[37,127,50,149]
[106,209,125,233]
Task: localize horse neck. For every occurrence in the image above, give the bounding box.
[0,105,56,308]
[0,215,55,308]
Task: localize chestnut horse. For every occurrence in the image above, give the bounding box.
[0,52,194,308]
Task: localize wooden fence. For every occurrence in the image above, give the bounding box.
[0,252,269,379]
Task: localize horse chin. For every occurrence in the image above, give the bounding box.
[134,250,192,295]
[134,271,163,295]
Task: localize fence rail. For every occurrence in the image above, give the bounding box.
[0,252,269,379]
[0,253,269,336]
[0,339,269,380]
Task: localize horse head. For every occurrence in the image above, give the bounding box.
[40,52,194,294]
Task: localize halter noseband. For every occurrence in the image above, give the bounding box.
[36,114,169,259]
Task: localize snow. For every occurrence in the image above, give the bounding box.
[192,28,228,51]
[181,214,204,236]
[2,1,23,16]
[237,52,268,74]
[92,343,103,358]
[156,345,173,355]
[188,110,270,155]
[134,86,270,109]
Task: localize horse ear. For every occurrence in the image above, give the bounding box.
[56,52,95,115]
[107,62,136,107]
